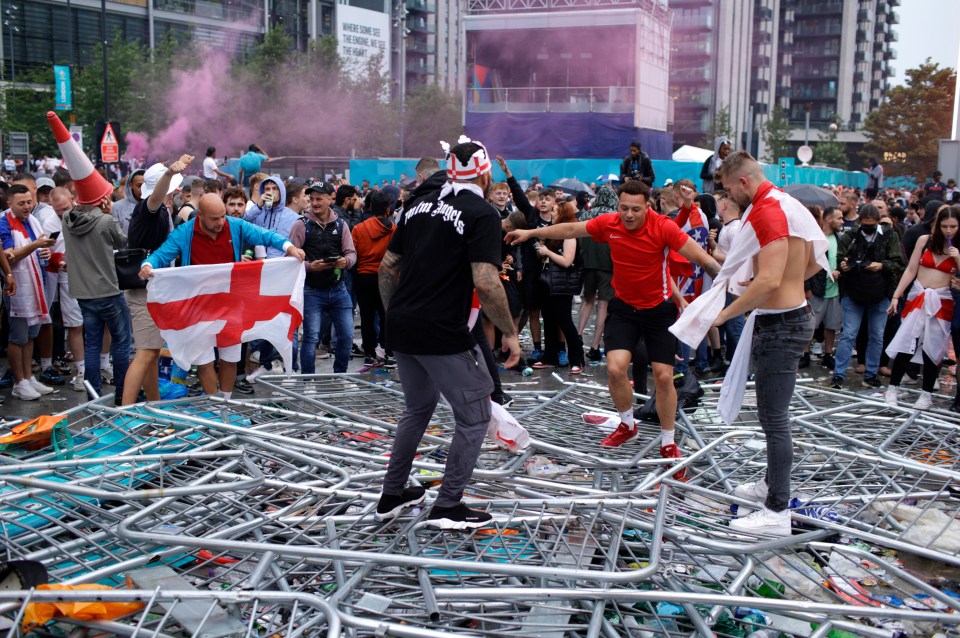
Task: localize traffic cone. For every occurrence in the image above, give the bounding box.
[46,111,114,205]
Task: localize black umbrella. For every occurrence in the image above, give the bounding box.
[549,177,595,197]
[783,183,839,209]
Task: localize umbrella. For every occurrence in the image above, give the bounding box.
[783,183,839,209]
[596,173,620,184]
[549,177,595,196]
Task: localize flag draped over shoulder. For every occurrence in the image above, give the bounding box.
[146,258,305,372]
[670,183,829,425]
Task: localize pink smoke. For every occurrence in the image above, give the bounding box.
[123,131,150,162]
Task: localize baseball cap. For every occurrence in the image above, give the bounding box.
[36,177,55,190]
[305,181,335,196]
[141,162,183,199]
[663,179,674,187]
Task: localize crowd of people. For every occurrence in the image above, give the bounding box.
[3,116,960,530]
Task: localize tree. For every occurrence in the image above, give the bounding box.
[402,84,463,158]
[0,67,61,156]
[761,106,792,164]
[701,105,736,149]
[814,116,848,169]
[863,59,955,179]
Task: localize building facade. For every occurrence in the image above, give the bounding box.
[669,0,899,164]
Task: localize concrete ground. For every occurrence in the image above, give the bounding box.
[0,311,913,425]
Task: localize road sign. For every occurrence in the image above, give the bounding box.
[100,122,119,163]
[69,126,83,151]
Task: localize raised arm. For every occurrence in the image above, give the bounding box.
[148,154,193,212]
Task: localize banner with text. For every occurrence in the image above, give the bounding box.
[336,5,390,80]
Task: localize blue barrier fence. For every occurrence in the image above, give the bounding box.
[349,158,868,190]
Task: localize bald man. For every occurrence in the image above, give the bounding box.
[140,193,305,398]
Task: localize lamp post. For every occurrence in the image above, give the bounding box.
[394,0,407,157]
[101,0,109,122]
[3,4,19,83]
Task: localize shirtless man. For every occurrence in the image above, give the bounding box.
[711,151,824,536]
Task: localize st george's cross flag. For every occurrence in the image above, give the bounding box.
[146,257,305,372]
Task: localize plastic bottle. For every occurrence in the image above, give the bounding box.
[521,367,533,376]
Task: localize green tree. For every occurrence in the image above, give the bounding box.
[863,59,956,179]
[701,105,736,148]
[814,116,848,169]
[401,84,463,158]
[0,67,60,156]
[761,106,792,164]
[244,27,295,77]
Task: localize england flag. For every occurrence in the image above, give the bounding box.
[147,258,305,372]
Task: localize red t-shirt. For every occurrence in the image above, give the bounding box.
[586,209,690,310]
[190,219,235,265]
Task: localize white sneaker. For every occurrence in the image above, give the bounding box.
[732,481,768,504]
[28,376,54,395]
[101,363,114,385]
[810,342,823,356]
[72,371,86,392]
[729,506,792,536]
[914,391,933,410]
[885,385,899,406]
[246,367,270,383]
[12,380,41,401]
[270,360,285,375]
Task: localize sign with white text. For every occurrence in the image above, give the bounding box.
[336,5,390,79]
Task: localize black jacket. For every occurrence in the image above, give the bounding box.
[619,152,655,186]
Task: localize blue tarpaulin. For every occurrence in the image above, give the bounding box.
[465,112,673,160]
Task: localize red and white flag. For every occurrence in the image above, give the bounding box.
[147,258,305,371]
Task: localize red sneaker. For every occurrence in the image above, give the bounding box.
[660,443,686,480]
[601,422,638,447]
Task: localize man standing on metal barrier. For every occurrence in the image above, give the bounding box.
[506,179,720,478]
[672,151,829,537]
[375,136,520,530]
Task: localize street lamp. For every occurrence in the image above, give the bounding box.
[3,4,19,83]
[393,0,408,157]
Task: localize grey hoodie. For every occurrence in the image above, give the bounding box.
[62,204,127,300]
[242,176,300,258]
[112,168,145,234]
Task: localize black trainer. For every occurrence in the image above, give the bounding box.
[830,375,843,390]
[862,374,882,389]
[586,348,602,363]
[427,503,493,530]
[492,391,514,408]
[375,486,426,521]
[821,353,835,370]
[798,352,811,369]
[233,378,255,395]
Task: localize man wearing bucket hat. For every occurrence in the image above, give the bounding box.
[123,154,193,405]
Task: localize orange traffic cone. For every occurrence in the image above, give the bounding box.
[46,112,114,205]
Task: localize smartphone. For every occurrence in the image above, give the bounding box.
[49,231,60,240]
[322,257,339,263]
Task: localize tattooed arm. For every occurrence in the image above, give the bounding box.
[472,261,521,367]
[378,250,402,310]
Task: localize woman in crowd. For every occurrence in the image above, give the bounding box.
[532,200,585,374]
[885,205,960,409]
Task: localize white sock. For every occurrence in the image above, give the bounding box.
[100,354,110,367]
[661,429,675,446]
[41,358,52,369]
[619,410,634,428]
[76,362,85,375]
[221,391,232,399]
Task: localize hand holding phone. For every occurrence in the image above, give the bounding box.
[49,231,60,240]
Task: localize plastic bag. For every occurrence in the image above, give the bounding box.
[487,401,530,452]
[0,415,72,459]
[22,584,144,631]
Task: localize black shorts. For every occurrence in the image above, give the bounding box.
[603,298,678,366]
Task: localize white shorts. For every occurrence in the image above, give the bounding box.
[44,272,83,328]
[194,344,243,366]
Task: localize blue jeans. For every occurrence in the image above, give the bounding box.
[77,294,132,400]
[752,311,815,511]
[834,296,889,379]
[675,340,709,374]
[722,292,745,359]
[301,283,353,373]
